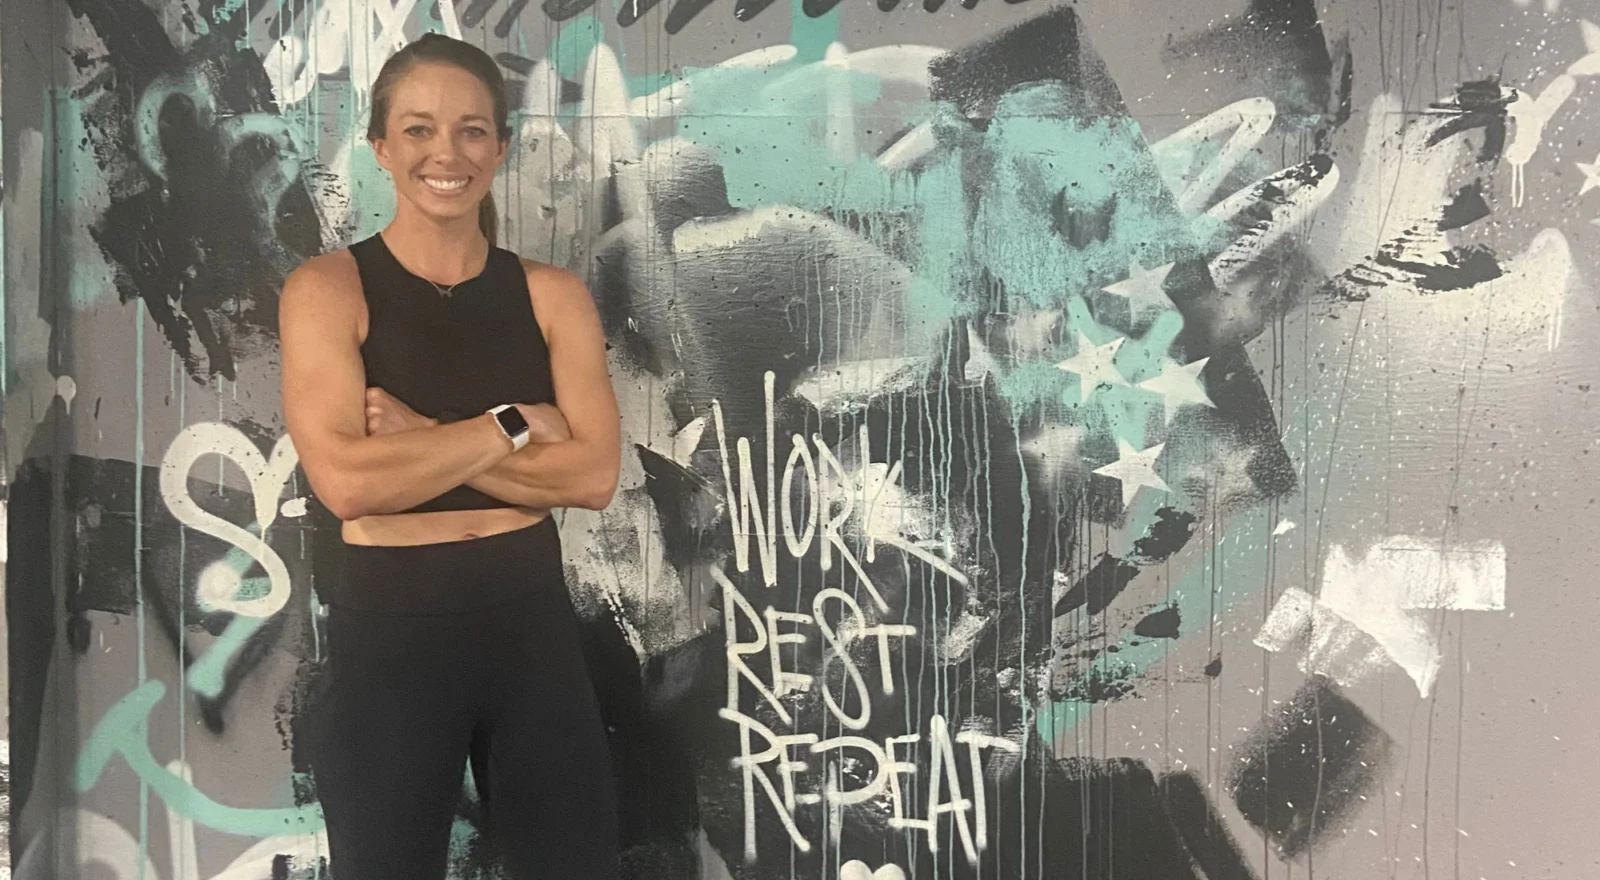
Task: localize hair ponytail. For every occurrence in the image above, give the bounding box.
[478,191,498,249]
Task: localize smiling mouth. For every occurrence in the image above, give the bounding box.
[420,175,471,194]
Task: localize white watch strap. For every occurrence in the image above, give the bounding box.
[489,404,531,451]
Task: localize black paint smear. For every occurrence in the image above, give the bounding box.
[1205,654,1224,677]
[7,455,60,822]
[979,757,1254,879]
[1062,664,1140,703]
[1134,605,1181,639]
[636,447,727,575]
[1428,78,1512,162]
[1439,182,1491,231]
[1131,507,1197,560]
[801,0,845,15]
[1164,0,1334,119]
[1054,555,1140,617]
[543,0,596,21]
[67,0,323,382]
[929,6,1127,127]
[463,0,502,26]
[147,579,291,735]
[1159,771,1259,880]
[664,0,720,34]
[1376,242,1503,291]
[1229,676,1393,858]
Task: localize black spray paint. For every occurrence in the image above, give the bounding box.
[67,0,322,382]
[1228,676,1394,858]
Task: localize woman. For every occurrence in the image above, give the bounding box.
[278,34,622,879]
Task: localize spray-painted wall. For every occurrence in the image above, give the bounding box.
[5,0,1599,877]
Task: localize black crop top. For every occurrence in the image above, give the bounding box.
[350,233,556,513]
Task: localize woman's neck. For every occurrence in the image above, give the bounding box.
[381,208,488,285]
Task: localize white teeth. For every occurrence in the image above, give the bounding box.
[422,177,468,192]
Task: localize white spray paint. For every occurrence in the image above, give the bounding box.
[1054,332,1128,403]
[159,423,298,617]
[1136,357,1213,424]
[54,374,77,415]
[1092,439,1169,509]
[262,0,463,107]
[1255,537,1508,697]
[841,861,908,880]
[1150,97,1276,215]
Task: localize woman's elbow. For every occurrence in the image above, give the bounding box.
[307,469,374,521]
[319,486,369,521]
[574,464,620,510]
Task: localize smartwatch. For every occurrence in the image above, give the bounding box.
[488,404,531,451]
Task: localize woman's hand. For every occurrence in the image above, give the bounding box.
[365,387,436,436]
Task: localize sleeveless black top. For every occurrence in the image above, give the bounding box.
[350,234,555,513]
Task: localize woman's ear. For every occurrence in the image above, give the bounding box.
[370,136,392,172]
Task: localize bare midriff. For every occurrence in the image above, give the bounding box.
[341,505,549,546]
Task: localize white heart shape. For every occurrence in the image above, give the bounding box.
[160,423,300,618]
[839,861,906,880]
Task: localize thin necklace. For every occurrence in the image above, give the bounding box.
[381,233,484,298]
[424,277,467,298]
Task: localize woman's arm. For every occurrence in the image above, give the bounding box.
[279,255,516,520]
[462,264,622,510]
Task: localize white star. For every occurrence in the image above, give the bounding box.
[1055,332,1128,402]
[1577,153,1600,196]
[1137,357,1214,423]
[1101,261,1176,318]
[1093,438,1170,508]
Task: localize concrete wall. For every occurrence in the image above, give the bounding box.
[5,0,1600,877]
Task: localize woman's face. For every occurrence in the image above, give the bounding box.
[372,62,507,226]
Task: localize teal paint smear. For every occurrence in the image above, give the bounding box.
[972,84,1202,310]
[1035,505,1272,742]
[187,540,272,698]
[348,138,396,241]
[541,13,671,125]
[548,15,606,81]
[188,598,269,698]
[787,0,840,63]
[212,0,248,26]
[676,72,1208,429]
[79,681,326,836]
[60,98,117,309]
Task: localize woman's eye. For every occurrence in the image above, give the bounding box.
[406,126,430,137]
[464,126,487,138]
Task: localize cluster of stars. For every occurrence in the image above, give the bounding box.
[1053,260,1218,509]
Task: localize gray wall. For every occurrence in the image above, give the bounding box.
[5,0,1599,877]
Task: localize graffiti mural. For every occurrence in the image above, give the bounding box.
[6,0,1600,877]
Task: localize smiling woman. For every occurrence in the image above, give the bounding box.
[365,37,509,248]
[276,33,622,880]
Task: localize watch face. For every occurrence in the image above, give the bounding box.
[496,406,530,437]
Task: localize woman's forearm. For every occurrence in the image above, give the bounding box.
[465,439,619,510]
[311,414,511,519]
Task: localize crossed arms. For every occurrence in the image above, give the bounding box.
[279,252,621,521]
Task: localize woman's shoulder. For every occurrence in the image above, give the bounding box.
[282,249,364,312]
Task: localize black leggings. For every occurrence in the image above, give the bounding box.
[310,519,618,879]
